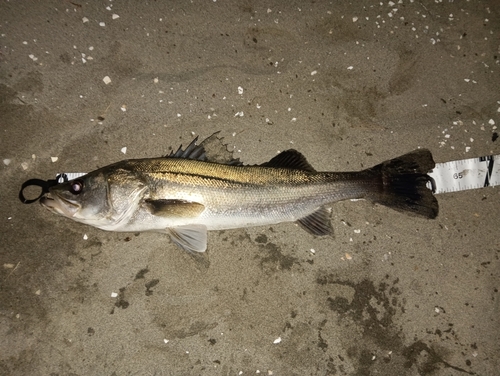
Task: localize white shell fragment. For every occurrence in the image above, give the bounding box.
[273,337,281,344]
[3,159,11,166]
[83,234,88,240]
[51,157,58,162]
[103,76,111,84]
[21,162,29,170]
[121,147,127,154]
[111,292,118,298]
[99,22,106,27]
[112,14,120,20]
[238,86,244,95]
[82,17,89,23]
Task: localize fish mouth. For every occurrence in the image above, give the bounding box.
[40,194,80,218]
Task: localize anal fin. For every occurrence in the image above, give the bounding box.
[296,207,332,236]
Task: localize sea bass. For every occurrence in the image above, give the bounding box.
[40,133,438,252]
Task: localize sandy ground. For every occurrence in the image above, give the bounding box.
[1,1,499,375]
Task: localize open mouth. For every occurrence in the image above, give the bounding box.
[40,194,79,217]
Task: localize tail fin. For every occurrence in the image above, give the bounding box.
[367,149,438,219]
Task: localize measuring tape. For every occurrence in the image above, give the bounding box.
[56,172,87,183]
[54,154,499,195]
[19,153,498,204]
[428,154,499,194]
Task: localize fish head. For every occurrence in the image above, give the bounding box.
[40,166,148,230]
[40,171,112,226]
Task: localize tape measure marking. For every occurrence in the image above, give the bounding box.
[56,172,87,183]
[428,155,499,194]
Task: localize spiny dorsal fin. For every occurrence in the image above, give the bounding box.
[199,132,242,165]
[261,149,316,172]
[165,132,242,165]
[166,136,205,159]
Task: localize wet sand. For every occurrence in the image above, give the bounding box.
[1,1,499,375]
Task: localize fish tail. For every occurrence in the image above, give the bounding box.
[366,149,438,219]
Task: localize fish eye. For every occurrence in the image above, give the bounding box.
[69,180,84,195]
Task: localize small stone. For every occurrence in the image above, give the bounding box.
[103,76,111,84]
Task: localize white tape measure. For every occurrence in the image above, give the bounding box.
[428,154,499,194]
[56,172,87,183]
[56,154,499,195]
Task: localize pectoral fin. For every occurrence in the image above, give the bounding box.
[167,224,208,253]
[146,199,205,218]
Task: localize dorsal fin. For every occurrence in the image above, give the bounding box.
[261,149,316,172]
[166,136,205,160]
[165,132,242,165]
[199,132,242,165]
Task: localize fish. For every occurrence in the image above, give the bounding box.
[39,133,438,252]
